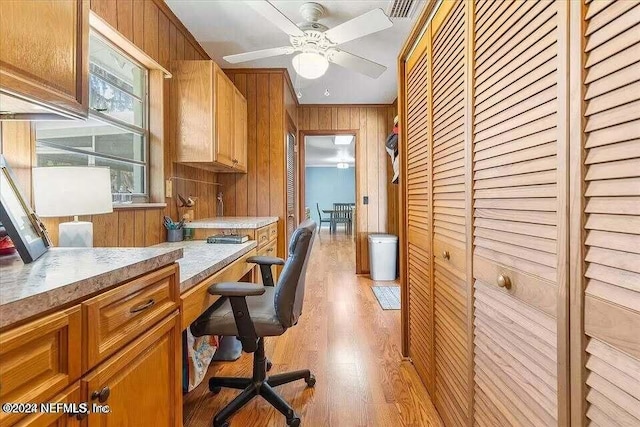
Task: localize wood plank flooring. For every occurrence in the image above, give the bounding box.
[183,233,442,427]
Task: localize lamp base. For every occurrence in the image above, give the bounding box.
[59,221,93,247]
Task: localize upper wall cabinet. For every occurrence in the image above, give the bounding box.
[172,60,247,173]
[0,0,89,120]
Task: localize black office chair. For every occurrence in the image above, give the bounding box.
[191,220,318,427]
[316,203,332,233]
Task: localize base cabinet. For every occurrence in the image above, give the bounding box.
[83,312,182,427]
[13,384,82,427]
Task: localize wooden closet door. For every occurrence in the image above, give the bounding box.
[581,1,640,424]
[405,30,434,393]
[471,0,563,425]
[430,1,472,425]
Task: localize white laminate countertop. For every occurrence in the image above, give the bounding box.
[152,240,257,292]
[0,247,183,329]
[183,217,278,229]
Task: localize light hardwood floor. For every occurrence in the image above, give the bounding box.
[184,233,442,426]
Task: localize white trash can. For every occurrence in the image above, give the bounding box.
[368,234,398,281]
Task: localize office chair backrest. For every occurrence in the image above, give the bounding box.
[274,219,317,328]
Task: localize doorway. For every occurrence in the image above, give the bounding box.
[300,133,357,258]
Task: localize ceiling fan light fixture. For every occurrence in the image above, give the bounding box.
[292,52,329,80]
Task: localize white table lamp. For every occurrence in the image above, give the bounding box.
[33,167,113,247]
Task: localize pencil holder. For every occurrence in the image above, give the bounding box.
[167,228,183,242]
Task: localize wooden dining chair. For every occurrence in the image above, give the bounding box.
[332,203,352,235]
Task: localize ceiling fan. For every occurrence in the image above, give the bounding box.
[223,1,393,79]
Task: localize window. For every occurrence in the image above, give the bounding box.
[35,33,149,199]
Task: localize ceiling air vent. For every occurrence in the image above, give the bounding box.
[387,0,418,18]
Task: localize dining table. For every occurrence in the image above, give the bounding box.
[322,205,355,234]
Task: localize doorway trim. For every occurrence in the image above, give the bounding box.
[298,130,361,272]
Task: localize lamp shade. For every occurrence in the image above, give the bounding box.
[33,167,113,217]
[292,52,329,79]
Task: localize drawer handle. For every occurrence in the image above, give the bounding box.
[261,235,267,241]
[267,248,274,253]
[442,250,450,260]
[497,274,512,289]
[130,299,156,314]
[91,386,110,403]
[70,411,88,420]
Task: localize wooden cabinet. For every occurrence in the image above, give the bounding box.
[0,0,89,119]
[83,312,182,427]
[233,87,248,172]
[0,307,82,426]
[0,266,181,427]
[172,60,247,173]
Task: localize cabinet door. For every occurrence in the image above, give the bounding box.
[582,1,640,425]
[0,0,88,117]
[233,87,248,172]
[214,67,235,168]
[14,384,82,427]
[430,2,471,425]
[83,313,181,427]
[404,29,434,394]
[471,0,562,425]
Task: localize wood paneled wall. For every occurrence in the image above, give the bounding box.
[0,0,219,248]
[297,104,397,274]
[214,69,294,262]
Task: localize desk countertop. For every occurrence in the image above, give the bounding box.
[0,247,183,329]
[183,217,278,229]
[152,240,257,292]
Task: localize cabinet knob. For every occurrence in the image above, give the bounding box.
[91,386,110,403]
[233,159,238,164]
[71,411,88,420]
[442,250,450,260]
[497,274,512,289]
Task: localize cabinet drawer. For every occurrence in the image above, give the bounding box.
[267,222,278,242]
[256,226,270,249]
[83,264,179,370]
[0,307,81,426]
[14,383,82,426]
[257,239,277,257]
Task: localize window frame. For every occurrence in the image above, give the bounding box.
[35,31,151,201]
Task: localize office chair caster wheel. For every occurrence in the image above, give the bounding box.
[209,385,222,394]
[213,420,228,427]
[266,360,273,371]
[287,416,301,427]
[305,374,316,387]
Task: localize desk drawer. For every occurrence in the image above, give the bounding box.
[14,383,82,426]
[257,238,277,257]
[267,222,278,242]
[83,264,179,370]
[256,226,270,249]
[0,307,81,426]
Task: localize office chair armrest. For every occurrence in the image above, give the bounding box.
[247,256,285,266]
[247,256,284,287]
[207,282,265,297]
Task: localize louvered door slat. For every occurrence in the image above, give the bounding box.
[472,1,560,425]
[583,1,640,425]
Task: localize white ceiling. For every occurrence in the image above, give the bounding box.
[305,135,355,167]
[165,0,426,104]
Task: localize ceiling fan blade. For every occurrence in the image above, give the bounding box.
[223,46,294,64]
[245,1,305,37]
[324,9,393,45]
[328,50,387,79]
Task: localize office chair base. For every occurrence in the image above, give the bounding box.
[209,339,315,427]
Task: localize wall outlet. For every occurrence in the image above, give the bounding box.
[165,180,173,198]
[363,196,369,205]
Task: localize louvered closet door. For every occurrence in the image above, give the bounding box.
[471,0,561,425]
[582,1,640,425]
[430,2,471,425]
[405,32,434,392]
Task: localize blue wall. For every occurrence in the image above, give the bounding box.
[305,167,355,225]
